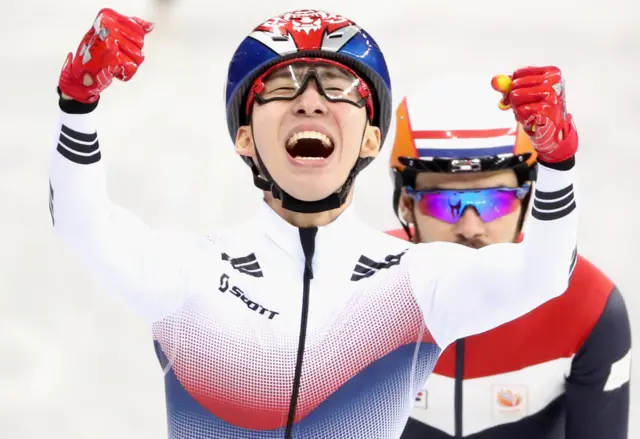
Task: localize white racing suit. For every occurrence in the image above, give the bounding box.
[49,107,579,439]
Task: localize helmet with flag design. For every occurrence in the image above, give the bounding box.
[224,9,392,214]
[389,74,537,235]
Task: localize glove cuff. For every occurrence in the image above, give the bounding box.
[57,87,99,114]
[538,155,575,171]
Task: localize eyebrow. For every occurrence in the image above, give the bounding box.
[265,65,352,82]
[265,69,296,82]
[415,184,454,191]
[419,182,519,191]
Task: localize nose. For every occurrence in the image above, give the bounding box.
[292,81,328,116]
[454,207,486,240]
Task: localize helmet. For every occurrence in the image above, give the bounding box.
[224,10,392,214]
[389,75,537,231]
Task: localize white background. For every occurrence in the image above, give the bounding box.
[1,0,637,437]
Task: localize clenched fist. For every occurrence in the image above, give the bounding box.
[492,66,578,163]
[58,8,154,103]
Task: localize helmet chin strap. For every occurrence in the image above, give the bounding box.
[247,119,372,215]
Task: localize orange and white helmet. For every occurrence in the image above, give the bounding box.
[389,74,537,217]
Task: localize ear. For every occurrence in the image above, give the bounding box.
[399,189,416,224]
[360,124,381,159]
[235,125,255,157]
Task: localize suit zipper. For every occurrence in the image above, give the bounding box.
[284,228,317,439]
[454,338,465,438]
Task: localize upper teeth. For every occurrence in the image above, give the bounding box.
[287,131,332,148]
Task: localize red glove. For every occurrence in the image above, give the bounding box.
[58,8,154,104]
[491,66,578,163]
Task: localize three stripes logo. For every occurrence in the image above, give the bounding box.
[569,246,578,279]
[351,251,407,281]
[221,252,264,278]
[57,124,101,165]
[531,184,576,221]
[48,180,55,226]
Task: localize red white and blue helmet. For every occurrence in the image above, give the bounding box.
[390,74,537,188]
[225,10,392,147]
[223,10,393,213]
[389,75,538,231]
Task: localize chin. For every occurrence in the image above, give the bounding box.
[282,186,336,202]
[278,175,344,202]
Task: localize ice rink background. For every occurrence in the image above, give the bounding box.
[1,0,637,437]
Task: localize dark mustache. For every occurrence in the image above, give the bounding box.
[455,237,488,249]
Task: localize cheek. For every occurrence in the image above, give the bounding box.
[485,210,521,240]
[414,213,456,243]
[251,106,285,156]
[334,105,367,146]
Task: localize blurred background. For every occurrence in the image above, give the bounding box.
[0,0,637,437]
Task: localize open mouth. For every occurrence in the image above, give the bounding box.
[286,131,334,161]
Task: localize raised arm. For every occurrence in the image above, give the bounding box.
[409,67,582,348]
[50,9,212,322]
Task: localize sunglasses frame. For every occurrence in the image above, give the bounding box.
[245,57,375,119]
[404,183,531,224]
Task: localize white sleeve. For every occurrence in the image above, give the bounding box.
[49,108,217,323]
[408,163,579,349]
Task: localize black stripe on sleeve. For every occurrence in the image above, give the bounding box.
[568,246,578,279]
[56,124,101,165]
[531,184,576,221]
[48,180,55,226]
[60,125,97,144]
[535,184,574,200]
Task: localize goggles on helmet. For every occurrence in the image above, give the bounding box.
[246,58,375,120]
[405,184,531,224]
